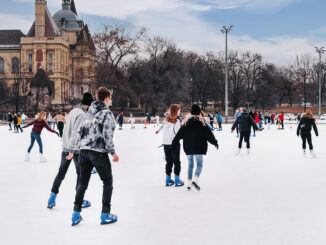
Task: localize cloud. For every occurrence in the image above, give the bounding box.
[0,13,32,32]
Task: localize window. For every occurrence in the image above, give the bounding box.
[12,57,19,73]
[0,57,4,73]
[28,53,33,72]
[12,83,19,95]
[49,53,53,72]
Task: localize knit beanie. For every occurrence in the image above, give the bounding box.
[82,92,94,106]
[191,104,201,115]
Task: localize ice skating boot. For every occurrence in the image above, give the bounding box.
[236,148,241,156]
[192,176,201,191]
[39,153,47,163]
[175,176,184,187]
[82,200,91,208]
[247,148,250,154]
[187,180,192,191]
[25,152,31,162]
[47,192,56,209]
[303,149,306,157]
[236,133,239,138]
[91,168,97,174]
[101,213,118,225]
[253,133,256,137]
[310,150,316,158]
[165,175,174,187]
[71,211,82,226]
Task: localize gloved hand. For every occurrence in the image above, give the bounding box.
[155,131,159,134]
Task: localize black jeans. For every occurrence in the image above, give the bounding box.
[74,150,113,213]
[9,122,12,130]
[51,152,80,194]
[281,120,284,129]
[57,122,64,137]
[301,131,313,150]
[218,122,222,129]
[239,131,250,149]
[164,144,181,176]
[16,125,23,132]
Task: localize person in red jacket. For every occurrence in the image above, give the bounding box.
[271,113,275,124]
[23,111,59,162]
[279,112,284,129]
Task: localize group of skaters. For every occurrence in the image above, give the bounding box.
[7,112,27,133]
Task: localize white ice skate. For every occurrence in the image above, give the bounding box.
[303,149,306,157]
[39,153,47,163]
[192,177,200,191]
[247,148,250,155]
[187,180,192,191]
[310,150,316,158]
[235,148,241,156]
[25,152,31,162]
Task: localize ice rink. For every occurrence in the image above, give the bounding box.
[0,122,326,245]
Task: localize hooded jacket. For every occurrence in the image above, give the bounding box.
[232,113,258,133]
[297,114,318,136]
[77,101,116,155]
[172,117,218,155]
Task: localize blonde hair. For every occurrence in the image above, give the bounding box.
[37,112,46,121]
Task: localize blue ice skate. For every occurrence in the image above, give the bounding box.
[72,211,82,226]
[236,133,239,138]
[82,200,91,208]
[253,133,256,137]
[101,213,118,225]
[91,168,97,174]
[175,176,184,187]
[165,175,174,187]
[47,192,56,209]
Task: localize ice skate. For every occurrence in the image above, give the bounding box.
[236,148,241,156]
[192,176,200,191]
[165,175,174,187]
[25,152,31,162]
[91,168,97,174]
[175,176,184,187]
[187,180,192,191]
[82,200,91,208]
[101,213,118,225]
[310,150,316,158]
[47,192,56,209]
[303,149,306,157]
[247,148,250,155]
[39,153,47,163]
[71,211,83,226]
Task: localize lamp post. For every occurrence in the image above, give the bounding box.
[315,46,325,117]
[221,25,233,123]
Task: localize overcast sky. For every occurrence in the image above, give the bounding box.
[1,0,326,65]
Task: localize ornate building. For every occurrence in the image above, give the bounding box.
[0,0,95,111]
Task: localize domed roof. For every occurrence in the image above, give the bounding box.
[53,1,82,31]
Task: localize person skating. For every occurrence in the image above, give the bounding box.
[172,104,218,191]
[208,112,215,130]
[146,113,151,125]
[279,112,284,129]
[160,104,183,187]
[23,112,59,163]
[21,113,28,125]
[128,113,136,129]
[47,93,94,209]
[53,112,66,138]
[216,112,222,131]
[296,110,318,157]
[71,87,119,226]
[16,114,23,133]
[297,113,302,124]
[117,112,124,130]
[13,114,18,133]
[8,112,13,131]
[249,109,258,136]
[155,114,160,126]
[231,108,258,155]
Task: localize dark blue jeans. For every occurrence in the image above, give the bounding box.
[28,131,43,154]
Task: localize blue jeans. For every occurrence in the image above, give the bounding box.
[187,155,203,180]
[28,131,43,154]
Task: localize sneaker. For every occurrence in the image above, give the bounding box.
[47,192,56,209]
[25,152,31,162]
[39,153,47,163]
[101,213,118,225]
[72,211,83,226]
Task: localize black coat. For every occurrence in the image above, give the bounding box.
[13,116,18,124]
[297,114,318,136]
[231,113,258,132]
[172,117,218,155]
[8,114,13,122]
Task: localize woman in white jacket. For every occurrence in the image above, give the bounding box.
[159,104,184,187]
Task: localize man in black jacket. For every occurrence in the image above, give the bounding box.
[172,104,218,191]
[297,109,318,157]
[8,112,13,131]
[231,108,258,155]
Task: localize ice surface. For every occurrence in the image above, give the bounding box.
[0,123,326,245]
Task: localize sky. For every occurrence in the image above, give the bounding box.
[0,0,326,65]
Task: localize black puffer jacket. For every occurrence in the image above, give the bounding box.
[172,117,218,155]
[231,113,258,132]
[297,114,318,136]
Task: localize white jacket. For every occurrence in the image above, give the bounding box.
[163,120,181,145]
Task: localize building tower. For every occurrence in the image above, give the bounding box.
[35,0,46,37]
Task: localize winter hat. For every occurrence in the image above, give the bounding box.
[306,109,312,115]
[82,92,93,106]
[191,104,201,115]
[243,108,248,113]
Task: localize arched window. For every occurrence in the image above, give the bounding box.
[12,57,19,73]
[0,57,4,73]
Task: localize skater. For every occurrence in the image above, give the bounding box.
[296,110,318,157]
[47,112,53,129]
[216,112,222,131]
[172,104,218,191]
[8,112,13,131]
[146,113,151,125]
[47,93,94,209]
[128,113,136,129]
[208,112,215,129]
[279,112,284,129]
[71,87,119,226]
[16,114,23,133]
[13,113,18,132]
[249,109,258,136]
[23,112,59,163]
[53,112,66,138]
[231,108,258,155]
[161,104,183,187]
[271,113,275,124]
[117,112,124,130]
[21,113,28,125]
[155,114,160,126]
[297,113,301,124]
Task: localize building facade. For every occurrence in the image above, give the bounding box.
[0,0,95,112]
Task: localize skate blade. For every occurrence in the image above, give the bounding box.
[175,183,184,187]
[72,217,83,226]
[47,203,56,209]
